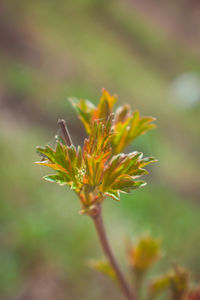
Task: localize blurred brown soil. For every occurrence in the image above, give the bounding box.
[15,265,70,300]
[125,0,200,54]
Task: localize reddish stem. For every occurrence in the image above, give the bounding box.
[92,209,135,300]
[57,119,72,146]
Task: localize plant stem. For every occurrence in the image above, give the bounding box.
[133,270,144,299]
[92,209,136,300]
[57,119,72,146]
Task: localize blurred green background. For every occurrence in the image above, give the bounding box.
[0,0,200,299]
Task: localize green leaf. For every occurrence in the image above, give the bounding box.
[128,235,161,272]
[92,88,117,122]
[83,117,113,163]
[69,97,96,135]
[70,89,117,135]
[89,259,117,283]
[148,274,171,299]
[36,145,56,162]
[115,104,131,123]
[36,140,85,190]
[111,178,146,192]
[101,152,156,200]
[148,265,190,300]
[105,190,120,201]
[112,109,156,154]
[43,174,69,185]
[169,265,190,300]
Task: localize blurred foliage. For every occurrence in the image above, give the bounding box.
[148,264,191,300]
[127,236,161,272]
[91,235,200,300]
[89,259,117,283]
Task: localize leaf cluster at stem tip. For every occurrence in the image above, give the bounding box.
[36,89,157,215]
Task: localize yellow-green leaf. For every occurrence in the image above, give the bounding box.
[89,259,117,283]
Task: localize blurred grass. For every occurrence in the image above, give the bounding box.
[0,0,200,299]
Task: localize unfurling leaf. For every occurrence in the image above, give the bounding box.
[36,89,157,214]
[112,109,156,154]
[36,143,84,192]
[148,274,171,299]
[43,173,69,185]
[101,152,156,201]
[70,88,117,135]
[69,97,96,135]
[70,88,156,154]
[169,265,190,300]
[127,235,161,272]
[89,259,117,283]
[148,265,190,300]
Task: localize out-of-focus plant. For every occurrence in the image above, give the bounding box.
[36,89,199,300]
[148,263,200,300]
[127,236,161,298]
